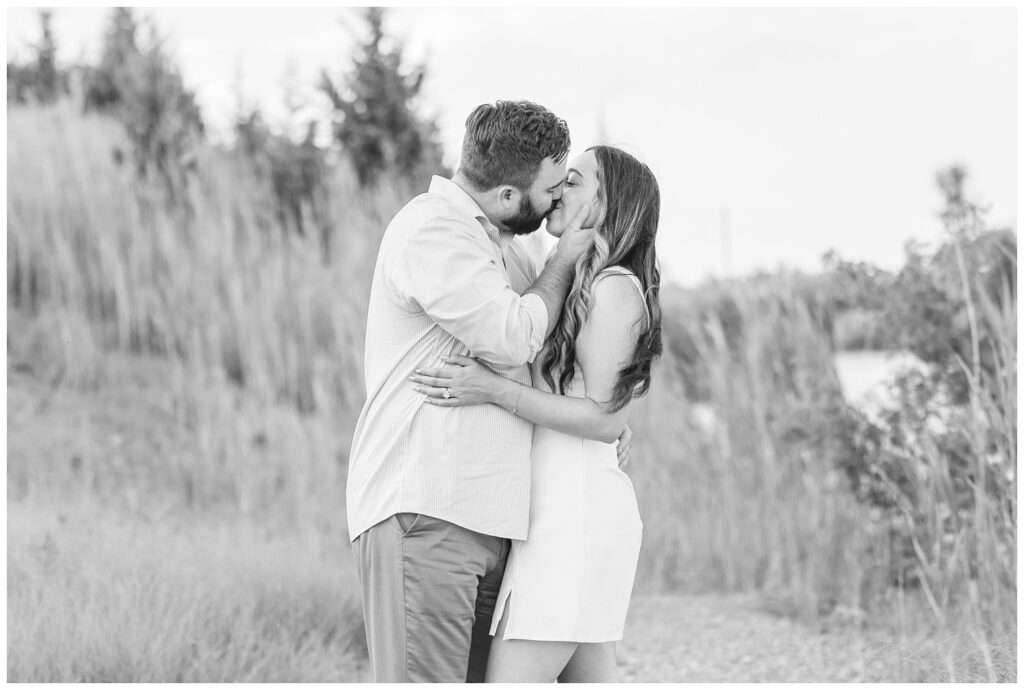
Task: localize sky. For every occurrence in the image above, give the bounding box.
[6,5,1017,287]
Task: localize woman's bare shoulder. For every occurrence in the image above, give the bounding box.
[591,270,645,319]
[584,271,647,341]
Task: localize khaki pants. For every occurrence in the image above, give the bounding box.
[352,513,511,682]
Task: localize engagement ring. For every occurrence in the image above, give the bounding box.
[443,388,451,399]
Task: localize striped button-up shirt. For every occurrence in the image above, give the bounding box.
[346,176,549,542]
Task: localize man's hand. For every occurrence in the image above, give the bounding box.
[616,424,634,469]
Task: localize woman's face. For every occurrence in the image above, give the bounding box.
[545,150,603,238]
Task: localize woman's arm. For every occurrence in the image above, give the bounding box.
[491,375,626,444]
[411,273,646,444]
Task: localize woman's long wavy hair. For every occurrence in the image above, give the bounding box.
[537,145,663,413]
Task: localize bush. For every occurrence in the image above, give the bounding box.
[232,109,330,257]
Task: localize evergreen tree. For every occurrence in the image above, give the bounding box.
[320,8,446,187]
[82,7,140,111]
[82,8,204,201]
[35,10,60,102]
[7,10,69,104]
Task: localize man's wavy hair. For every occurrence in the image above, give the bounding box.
[537,145,663,414]
[458,101,570,192]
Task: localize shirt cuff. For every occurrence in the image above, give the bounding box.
[519,292,549,363]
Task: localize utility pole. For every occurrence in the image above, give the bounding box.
[596,105,609,145]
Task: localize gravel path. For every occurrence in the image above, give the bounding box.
[618,593,889,682]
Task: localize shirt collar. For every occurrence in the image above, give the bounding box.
[428,176,517,252]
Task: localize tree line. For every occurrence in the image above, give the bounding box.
[8,7,448,248]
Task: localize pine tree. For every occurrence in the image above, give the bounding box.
[35,10,60,102]
[6,10,68,104]
[82,8,204,202]
[320,8,446,187]
[83,7,140,111]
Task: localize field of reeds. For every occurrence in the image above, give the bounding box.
[7,101,1016,681]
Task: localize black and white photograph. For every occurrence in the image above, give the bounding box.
[5,2,1018,683]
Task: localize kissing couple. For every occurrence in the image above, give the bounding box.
[346,100,662,682]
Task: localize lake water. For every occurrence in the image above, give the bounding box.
[833,350,927,410]
[689,350,927,433]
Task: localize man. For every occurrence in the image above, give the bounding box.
[346,100,630,682]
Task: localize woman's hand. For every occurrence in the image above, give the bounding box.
[617,424,633,469]
[409,355,511,407]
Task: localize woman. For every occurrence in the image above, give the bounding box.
[409,145,661,682]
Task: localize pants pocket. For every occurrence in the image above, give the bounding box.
[395,512,421,537]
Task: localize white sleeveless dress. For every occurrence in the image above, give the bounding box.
[489,266,646,643]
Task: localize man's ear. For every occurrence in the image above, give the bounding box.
[497,185,522,212]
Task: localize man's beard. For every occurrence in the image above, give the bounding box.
[506,194,554,235]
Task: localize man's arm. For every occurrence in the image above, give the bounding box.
[397,205,591,367]
[523,252,578,341]
[522,203,593,340]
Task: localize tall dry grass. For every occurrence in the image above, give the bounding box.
[7,102,395,680]
[629,271,1015,680]
[8,101,413,530]
[8,499,366,682]
[631,279,879,606]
